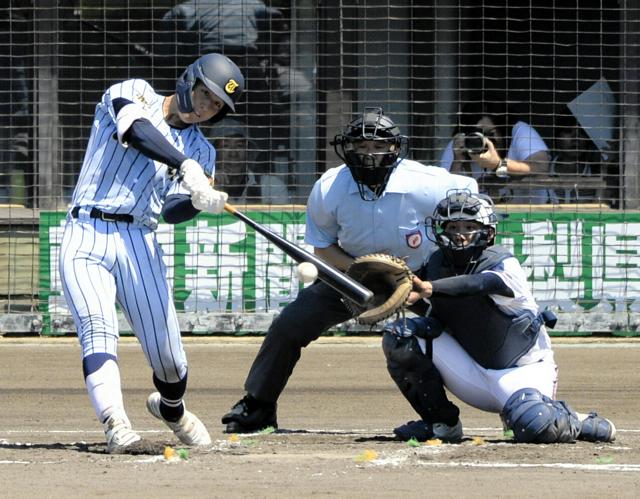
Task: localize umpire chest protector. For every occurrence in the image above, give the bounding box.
[426,246,540,370]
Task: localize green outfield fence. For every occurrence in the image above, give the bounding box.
[11,207,635,337]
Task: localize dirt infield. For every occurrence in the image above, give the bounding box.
[1,336,639,498]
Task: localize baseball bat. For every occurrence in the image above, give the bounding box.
[224,203,374,306]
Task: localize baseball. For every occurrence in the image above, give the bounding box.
[297,262,318,283]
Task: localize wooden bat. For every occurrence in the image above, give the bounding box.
[224,203,374,306]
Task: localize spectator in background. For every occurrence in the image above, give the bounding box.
[0,8,31,207]
[157,0,282,63]
[440,100,551,204]
[271,36,313,106]
[549,116,605,204]
[211,119,290,205]
[269,34,313,149]
[157,0,286,176]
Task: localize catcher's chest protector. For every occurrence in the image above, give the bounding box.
[426,247,540,369]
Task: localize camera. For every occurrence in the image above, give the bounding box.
[463,131,487,154]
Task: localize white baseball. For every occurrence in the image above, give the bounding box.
[296,262,318,283]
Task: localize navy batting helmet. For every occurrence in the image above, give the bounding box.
[332,108,408,201]
[176,53,245,123]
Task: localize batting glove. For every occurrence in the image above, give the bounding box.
[180,159,211,194]
[191,187,228,214]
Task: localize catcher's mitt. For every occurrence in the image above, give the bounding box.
[344,253,414,325]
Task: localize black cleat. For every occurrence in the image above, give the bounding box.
[393,420,433,441]
[222,395,278,433]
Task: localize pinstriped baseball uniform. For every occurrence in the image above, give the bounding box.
[71,78,215,228]
[60,78,215,382]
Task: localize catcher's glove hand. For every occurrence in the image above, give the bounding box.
[344,253,414,325]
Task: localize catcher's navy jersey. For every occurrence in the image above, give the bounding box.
[305,159,478,271]
[71,78,216,228]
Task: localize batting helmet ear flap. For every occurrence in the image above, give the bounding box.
[176,66,196,114]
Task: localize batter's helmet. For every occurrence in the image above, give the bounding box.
[332,107,408,201]
[428,190,498,269]
[176,53,245,123]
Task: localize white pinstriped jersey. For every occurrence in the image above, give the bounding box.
[71,78,216,229]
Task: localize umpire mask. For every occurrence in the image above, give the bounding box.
[332,108,408,201]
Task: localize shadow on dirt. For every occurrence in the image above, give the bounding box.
[0,439,169,455]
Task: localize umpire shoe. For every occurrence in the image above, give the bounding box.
[394,419,463,443]
[104,415,142,454]
[146,392,212,447]
[577,412,616,442]
[222,395,278,433]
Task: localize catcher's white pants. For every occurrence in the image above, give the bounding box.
[59,217,187,382]
[418,332,558,413]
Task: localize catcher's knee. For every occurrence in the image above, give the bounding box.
[382,332,431,373]
[501,388,581,443]
[153,372,187,400]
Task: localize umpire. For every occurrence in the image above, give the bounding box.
[222,108,477,432]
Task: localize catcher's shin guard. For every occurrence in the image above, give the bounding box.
[382,332,460,426]
[501,388,581,443]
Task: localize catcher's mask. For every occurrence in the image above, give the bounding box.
[176,53,245,123]
[332,107,408,201]
[427,190,498,270]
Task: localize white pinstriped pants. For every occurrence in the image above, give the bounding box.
[418,333,558,413]
[59,217,186,383]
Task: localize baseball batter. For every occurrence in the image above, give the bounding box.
[384,190,616,444]
[222,108,479,433]
[59,53,244,453]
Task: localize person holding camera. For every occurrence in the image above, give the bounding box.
[439,100,551,204]
[209,119,290,205]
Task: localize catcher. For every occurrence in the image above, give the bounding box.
[222,107,478,432]
[383,190,615,444]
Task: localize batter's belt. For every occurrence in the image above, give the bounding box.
[71,206,134,223]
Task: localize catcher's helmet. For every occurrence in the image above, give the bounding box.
[428,190,498,269]
[332,107,408,200]
[176,53,244,123]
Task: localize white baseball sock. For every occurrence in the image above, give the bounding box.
[85,359,127,423]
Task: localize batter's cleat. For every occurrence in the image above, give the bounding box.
[394,419,463,443]
[104,415,142,454]
[577,412,616,442]
[222,395,278,433]
[146,392,212,447]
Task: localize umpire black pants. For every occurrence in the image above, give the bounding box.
[243,276,430,403]
[244,280,352,403]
